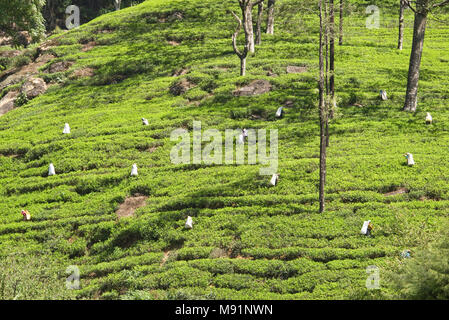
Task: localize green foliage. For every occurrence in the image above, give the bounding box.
[392,225,449,299]
[0,246,75,300]
[0,0,46,47]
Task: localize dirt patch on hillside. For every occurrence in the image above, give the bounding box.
[46,60,74,73]
[172,68,189,77]
[384,187,408,197]
[147,145,159,153]
[0,53,55,91]
[233,79,272,97]
[81,41,96,52]
[0,91,19,116]
[38,38,59,52]
[0,50,22,58]
[286,65,308,74]
[169,78,195,96]
[116,195,148,218]
[167,40,181,46]
[70,67,95,79]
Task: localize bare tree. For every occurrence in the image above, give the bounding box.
[255,0,264,45]
[329,0,335,119]
[266,0,275,35]
[403,0,449,112]
[319,0,328,213]
[230,0,264,74]
[229,9,249,76]
[113,0,121,11]
[398,0,405,50]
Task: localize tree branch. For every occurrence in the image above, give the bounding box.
[403,0,417,13]
[230,10,247,59]
[432,0,449,7]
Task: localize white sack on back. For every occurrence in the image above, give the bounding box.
[131,163,138,176]
[48,163,56,176]
[426,112,432,124]
[270,174,279,186]
[185,216,193,229]
[142,118,149,126]
[276,107,283,118]
[406,153,415,166]
[63,123,71,134]
[361,220,371,235]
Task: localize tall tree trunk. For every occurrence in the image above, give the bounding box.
[255,1,264,45]
[329,0,336,120]
[247,10,255,53]
[114,0,121,11]
[240,57,247,76]
[339,0,343,45]
[324,0,332,147]
[266,0,275,35]
[319,0,327,213]
[398,0,405,50]
[403,11,427,112]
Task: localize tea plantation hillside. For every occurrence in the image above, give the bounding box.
[0,0,449,299]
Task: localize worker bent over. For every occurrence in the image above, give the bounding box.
[21,210,31,221]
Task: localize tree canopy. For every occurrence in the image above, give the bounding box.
[0,0,46,47]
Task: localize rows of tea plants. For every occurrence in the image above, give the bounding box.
[0,0,448,299]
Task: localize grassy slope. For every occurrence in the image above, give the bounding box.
[0,0,449,299]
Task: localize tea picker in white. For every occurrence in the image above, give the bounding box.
[276,107,284,118]
[404,153,415,166]
[185,216,193,229]
[426,112,432,124]
[48,163,56,176]
[361,220,373,236]
[237,128,247,145]
[142,118,149,126]
[380,90,387,101]
[270,173,279,186]
[63,123,71,134]
[131,163,138,176]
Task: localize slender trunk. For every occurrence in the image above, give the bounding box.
[403,11,427,112]
[324,0,330,147]
[329,0,335,120]
[247,6,255,53]
[398,0,405,50]
[114,0,121,11]
[241,57,247,76]
[267,0,275,35]
[319,0,327,213]
[255,1,264,45]
[230,6,249,76]
[325,0,329,98]
[339,0,343,45]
